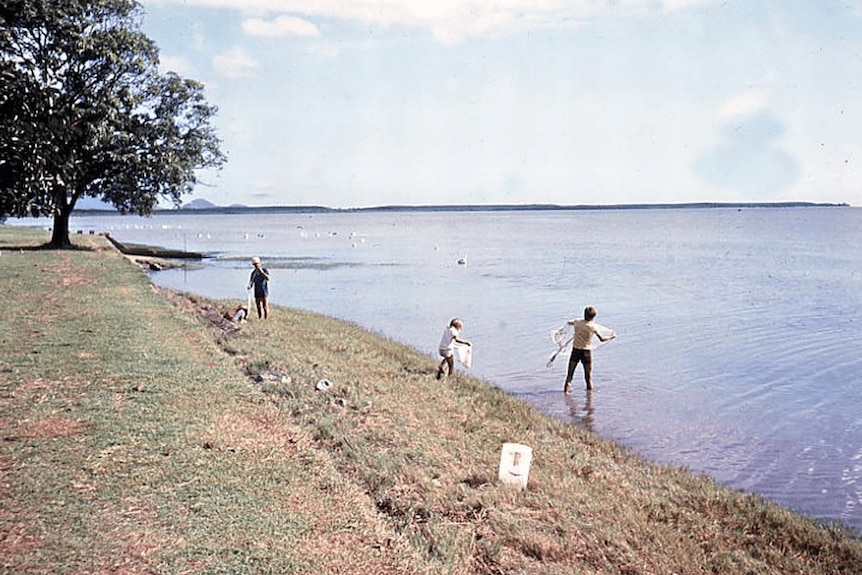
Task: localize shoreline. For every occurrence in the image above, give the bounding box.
[24,213,862,533]
[2,225,861,574]
[46,215,862,533]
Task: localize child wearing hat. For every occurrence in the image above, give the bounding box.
[248,256,271,319]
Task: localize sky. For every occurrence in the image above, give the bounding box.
[136,0,862,208]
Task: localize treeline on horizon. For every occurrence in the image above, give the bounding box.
[73,200,851,216]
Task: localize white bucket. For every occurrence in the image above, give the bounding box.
[457,344,472,368]
[498,442,533,489]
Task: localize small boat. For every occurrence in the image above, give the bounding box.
[105,233,204,259]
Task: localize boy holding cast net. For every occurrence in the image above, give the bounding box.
[556,306,616,393]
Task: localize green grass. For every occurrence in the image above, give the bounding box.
[2,224,861,574]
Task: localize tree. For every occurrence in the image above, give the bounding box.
[0,0,225,247]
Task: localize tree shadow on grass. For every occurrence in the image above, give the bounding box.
[2,242,97,252]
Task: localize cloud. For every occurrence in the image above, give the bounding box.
[695,111,800,197]
[242,14,320,37]
[212,46,261,78]
[142,0,717,42]
[719,87,771,120]
[660,0,714,10]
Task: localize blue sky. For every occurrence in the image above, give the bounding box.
[138,0,862,208]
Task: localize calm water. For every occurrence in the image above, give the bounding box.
[14,207,862,531]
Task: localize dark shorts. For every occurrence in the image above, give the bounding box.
[569,348,592,364]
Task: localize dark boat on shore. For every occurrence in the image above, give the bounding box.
[105,233,204,259]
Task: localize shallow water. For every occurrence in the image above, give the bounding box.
[14,206,862,530]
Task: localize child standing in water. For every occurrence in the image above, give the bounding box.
[437,318,471,379]
[565,306,616,393]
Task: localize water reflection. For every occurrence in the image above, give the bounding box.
[565,390,595,432]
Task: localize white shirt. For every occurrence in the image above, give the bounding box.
[439,326,460,351]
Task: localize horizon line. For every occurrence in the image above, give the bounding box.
[68,199,854,215]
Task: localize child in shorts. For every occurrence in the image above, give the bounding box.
[564,306,616,393]
[437,318,471,379]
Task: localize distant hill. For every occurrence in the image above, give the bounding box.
[154,201,850,215]
[75,197,116,210]
[182,198,218,210]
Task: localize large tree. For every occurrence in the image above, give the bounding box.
[0,0,225,247]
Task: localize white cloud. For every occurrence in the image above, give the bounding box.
[141,0,718,42]
[242,14,320,37]
[659,0,713,11]
[212,46,261,78]
[719,87,771,120]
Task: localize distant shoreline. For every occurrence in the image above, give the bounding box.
[73,201,852,216]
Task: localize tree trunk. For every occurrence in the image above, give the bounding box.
[49,208,73,248]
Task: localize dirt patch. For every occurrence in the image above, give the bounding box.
[60,273,87,288]
[13,416,88,439]
[92,499,169,575]
[53,252,90,285]
[0,521,43,565]
[15,377,92,394]
[15,378,54,392]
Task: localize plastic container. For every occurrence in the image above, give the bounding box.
[498,442,533,489]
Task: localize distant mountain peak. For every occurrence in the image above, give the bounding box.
[182,198,218,210]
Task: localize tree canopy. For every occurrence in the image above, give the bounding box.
[0,0,226,247]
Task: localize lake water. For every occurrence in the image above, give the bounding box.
[12,207,862,531]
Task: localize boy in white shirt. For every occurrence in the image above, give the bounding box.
[436,318,472,379]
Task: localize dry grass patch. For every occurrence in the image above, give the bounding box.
[204,411,308,453]
[89,499,173,575]
[11,415,88,439]
[287,476,419,575]
[0,522,45,569]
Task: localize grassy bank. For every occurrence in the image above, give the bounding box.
[1,225,861,575]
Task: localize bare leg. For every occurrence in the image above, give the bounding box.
[584,361,593,390]
[437,354,454,379]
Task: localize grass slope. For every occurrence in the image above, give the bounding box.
[1,226,860,575]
